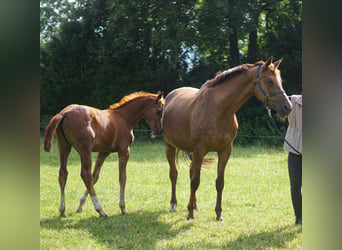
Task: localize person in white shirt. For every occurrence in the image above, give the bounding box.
[284,94,302,225]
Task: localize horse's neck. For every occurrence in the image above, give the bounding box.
[114,98,150,127]
[213,70,255,116]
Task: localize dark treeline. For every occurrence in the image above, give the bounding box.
[40,0,302,145]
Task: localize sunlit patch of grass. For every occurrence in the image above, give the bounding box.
[40,138,302,249]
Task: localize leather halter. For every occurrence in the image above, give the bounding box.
[254,64,284,108]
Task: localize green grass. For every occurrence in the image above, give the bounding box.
[40,138,302,249]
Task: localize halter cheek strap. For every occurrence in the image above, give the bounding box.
[254,64,284,108]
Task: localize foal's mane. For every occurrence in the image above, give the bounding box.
[203,61,265,88]
[109,91,158,110]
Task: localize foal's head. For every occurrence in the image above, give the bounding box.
[253,57,292,117]
[143,92,164,136]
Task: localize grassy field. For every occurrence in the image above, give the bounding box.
[40,138,302,249]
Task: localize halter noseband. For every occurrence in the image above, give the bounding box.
[254,64,284,111]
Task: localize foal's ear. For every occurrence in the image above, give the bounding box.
[262,56,273,71]
[273,57,283,69]
[155,92,163,102]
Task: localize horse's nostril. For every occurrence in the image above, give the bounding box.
[283,103,292,113]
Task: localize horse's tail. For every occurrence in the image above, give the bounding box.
[180,151,216,165]
[43,113,65,152]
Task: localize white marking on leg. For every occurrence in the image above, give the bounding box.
[91,195,107,217]
[59,193,66,215]
[76,191,88,213]
[119,188,128,214]
[169,203,177,212]
[91,195,102,210]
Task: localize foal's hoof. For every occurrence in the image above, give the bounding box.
[100,213,108,218]
[120,206,128,215]
[59,209,66,217]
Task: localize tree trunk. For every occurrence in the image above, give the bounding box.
[229,26,240,66]
[247,30,257,63]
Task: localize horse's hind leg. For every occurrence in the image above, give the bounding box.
[76,152,109,213]
[187,149,204,220]
[215,144,232,222]
[80,150,107,217]
[118,148,130,215]
[166,143,177,212]
[56,129,71,217]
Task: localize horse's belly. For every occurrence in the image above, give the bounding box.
[162,94,197,151]
[163,130,193,152]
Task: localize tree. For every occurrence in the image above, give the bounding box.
[40,0,302,145]
[40,0,75,42]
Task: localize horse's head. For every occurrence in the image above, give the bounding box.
[254,56,292,117]
[143,92,164,136]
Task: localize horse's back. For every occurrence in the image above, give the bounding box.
[164,87,198,114]
[165,87,198,104]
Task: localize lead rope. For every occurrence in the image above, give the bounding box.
[265,106,302,156]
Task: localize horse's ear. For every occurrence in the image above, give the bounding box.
[273,57,283,69]
[262,56,273,71]
[155,91,163,102]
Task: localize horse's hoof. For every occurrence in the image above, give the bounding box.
[169,204,177,212]
[187,214,195,220]
[216,216,224,222]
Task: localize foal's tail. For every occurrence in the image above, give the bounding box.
[43,113,64,152]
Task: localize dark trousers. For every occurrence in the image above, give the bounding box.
[288,152,302,220]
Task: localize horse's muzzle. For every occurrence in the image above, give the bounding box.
[151,127,163,137]
[275,101,292,117]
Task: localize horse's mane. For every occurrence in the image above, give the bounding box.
[109,91,159,110]
[203,61,265,88]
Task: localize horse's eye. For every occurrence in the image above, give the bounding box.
[266,79,273,86]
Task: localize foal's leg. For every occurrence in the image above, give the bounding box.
[166,143,177,212]
[215,144,232,222]
[80,150,107,217]
[187,150,204,220]
[118,148,130,215]
[56,132,71,217]
[76,152,109,213]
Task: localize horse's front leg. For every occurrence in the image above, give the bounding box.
[166,143,178,212]
[187,150,204,220]
[76,152,109,213]
[215,144,232,222]
[118,148,130,215]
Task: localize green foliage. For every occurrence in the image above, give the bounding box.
[40,0,302,143]
[40,139,302,249]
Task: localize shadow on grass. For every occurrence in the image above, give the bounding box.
[40,210,191,248]
[222,225,302,249]
[200,224,302,249]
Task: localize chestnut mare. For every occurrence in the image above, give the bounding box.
[162,57,292,221]
[44,92,164,217]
